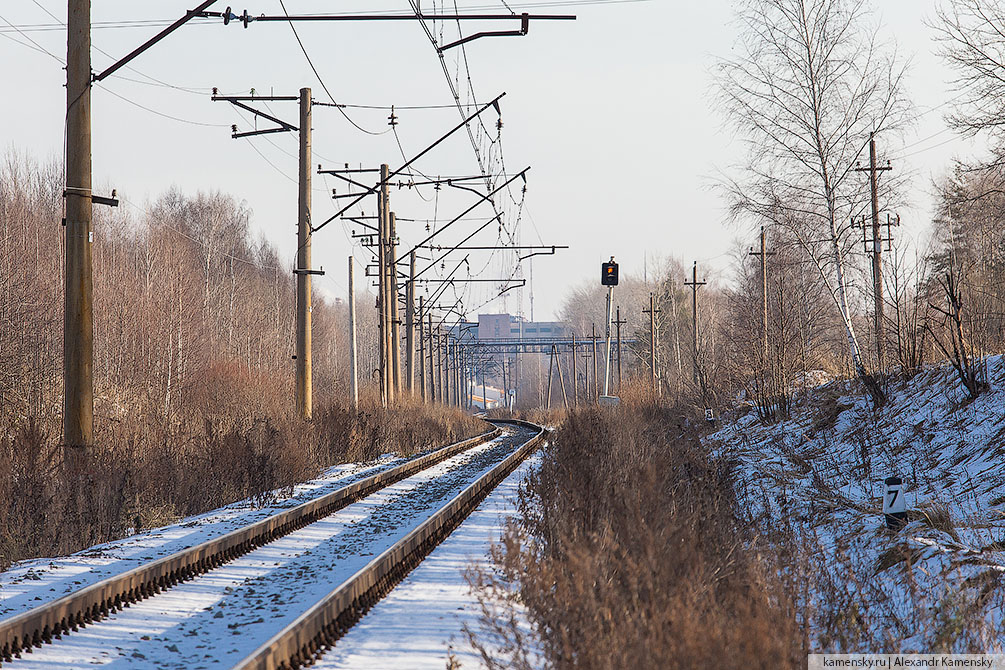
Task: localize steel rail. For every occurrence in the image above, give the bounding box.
[233,419,545,670]
[0,427,502,664]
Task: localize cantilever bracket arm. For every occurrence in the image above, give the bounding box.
[93,0,220,83]
[519,246,560,261]
[313,93,507,234]
[439,13,529,51]
[212,96,297,138]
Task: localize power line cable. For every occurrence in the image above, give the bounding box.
[276,0,391,137]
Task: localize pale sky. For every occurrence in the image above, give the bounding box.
[0,0,984,321]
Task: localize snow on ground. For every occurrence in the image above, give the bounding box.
[707,355,1005,651]
[2,430,524,669]
[314,454,540,670]
[0,453,413,621]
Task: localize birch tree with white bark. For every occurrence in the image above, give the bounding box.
[715,0,910,407]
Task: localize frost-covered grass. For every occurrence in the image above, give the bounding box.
[708,355,1005,652]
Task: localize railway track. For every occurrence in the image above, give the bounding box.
[0,419,544,669]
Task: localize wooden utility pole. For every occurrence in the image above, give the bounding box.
[406,251,416,394]
[418,295,426,401]
[748,227,775,367]
[64,0,94,451]
[684,262,707,387]
[614,306,626,393]
[295,87,313,420]
[348,256,358,410]
[855,133,893,375]
[643,293,660,396]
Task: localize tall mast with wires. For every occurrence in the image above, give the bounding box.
[295,87,313,420]
[390,212,402,394]
[64,0,94,455]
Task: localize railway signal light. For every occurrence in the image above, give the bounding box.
[601,258,619,286]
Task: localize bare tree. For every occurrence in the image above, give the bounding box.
[936,0,1005,143]
[927,267,988,399]
[715,0,910,407]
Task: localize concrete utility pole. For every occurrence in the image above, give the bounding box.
[406,251,416,394]
[546,345,555,410]
[556,345,569,409]
[643,293,660,396]
[614,306,626,393]
[378,164,391,406]
[390,213,401,394]
[748,226,775,368]
[451,339,456,407]
[545,343,569,410]
[348,256,358,410]
[455,343,462,408]
[855,133,893,375]
[427,313,436,402]
[684,261,707,387]
[446,337,454,406]
[571,333,578,406]
[446,338,453,406]
[418,295,426,400]
[437,329,445,403]
[295,87,313,420]
[591,323,599,402]
[64,0,94,452]
[482,364,488,411]
[603,285,614,397]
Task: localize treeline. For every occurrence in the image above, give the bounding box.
[0,153,374,429]
[550,177,1005,419]
[549,0,1005,419]
[0,152,480,569]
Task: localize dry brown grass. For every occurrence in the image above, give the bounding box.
[0,396,483,571]
[466,403,805,669]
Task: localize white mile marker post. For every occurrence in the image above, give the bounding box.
[883,476,907,529]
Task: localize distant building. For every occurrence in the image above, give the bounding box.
[477,313,566,340]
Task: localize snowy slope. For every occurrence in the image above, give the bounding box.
[708,355,1005,651]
